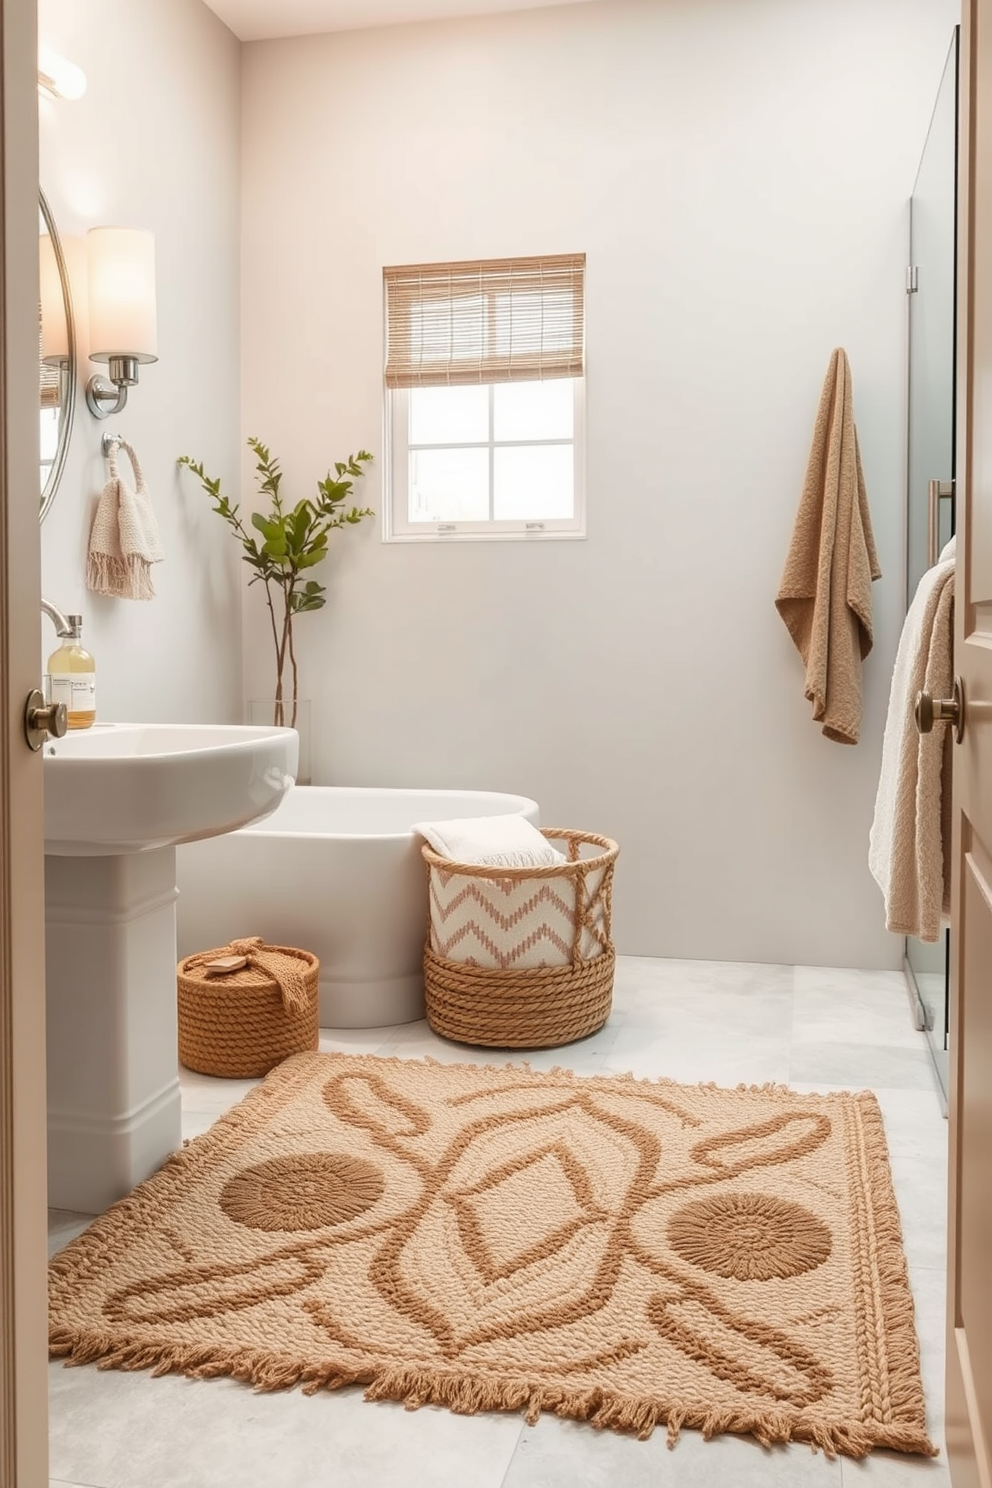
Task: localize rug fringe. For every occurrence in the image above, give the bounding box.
[853,1098,940,1454]
[47,1328,938,1459]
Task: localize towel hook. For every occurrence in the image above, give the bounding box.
[101,431,123,458]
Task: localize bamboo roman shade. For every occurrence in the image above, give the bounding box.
[384,253,585,389]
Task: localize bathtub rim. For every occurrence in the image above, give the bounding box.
[228,784,541,843]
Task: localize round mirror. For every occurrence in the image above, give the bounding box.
[38,189,76,522]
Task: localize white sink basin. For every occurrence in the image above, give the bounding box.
[43,722,298,855]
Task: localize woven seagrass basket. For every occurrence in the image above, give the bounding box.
[422,828,619,1049]
[177,936,319,1078]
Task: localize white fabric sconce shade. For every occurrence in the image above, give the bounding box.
[38,46,87,102]
[84,228,158,418]
[86,228,158,365]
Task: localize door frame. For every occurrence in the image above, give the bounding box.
[946,1,992,1482]
[0,0,52,1482]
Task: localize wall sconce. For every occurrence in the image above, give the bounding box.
[84,227,158,419]
[39,230,72,415]
[38,46,87,102]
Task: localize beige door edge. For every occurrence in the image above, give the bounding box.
[0,0,51,1483]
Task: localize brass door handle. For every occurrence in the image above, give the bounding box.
[24,688,67,751]
[915,676,965,743]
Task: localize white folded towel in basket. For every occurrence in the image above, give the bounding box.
[413,813,566,868]
[86,438,164,600]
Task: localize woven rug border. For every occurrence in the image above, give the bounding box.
[48,1052,938,1461]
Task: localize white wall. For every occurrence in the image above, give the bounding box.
[240,0,957,968]
[38,0,243,724]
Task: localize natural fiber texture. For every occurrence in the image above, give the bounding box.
[50,1052,935,1461]
[776,349,882,744]
[86,438,164,601]
[423,829,618,1046]
[424,946,615,1048]
[177,939,319,1078]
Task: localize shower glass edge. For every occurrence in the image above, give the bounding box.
[904,28,959,1110]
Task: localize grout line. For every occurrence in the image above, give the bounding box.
[494,1420,528,1488]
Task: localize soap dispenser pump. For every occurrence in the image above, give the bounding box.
[47,614,96,730]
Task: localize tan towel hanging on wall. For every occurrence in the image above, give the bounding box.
[775,348,882,744]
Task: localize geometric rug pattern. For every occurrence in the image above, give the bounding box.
[49,1053,936,1460]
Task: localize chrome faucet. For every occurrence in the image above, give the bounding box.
[28,600,73,749]
[41,598,74,638]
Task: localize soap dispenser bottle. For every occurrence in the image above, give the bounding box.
[47,615,96,730]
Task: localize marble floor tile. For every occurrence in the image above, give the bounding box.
[907,1265,949,1442]
[791,994,927,1052]
[178,1073,261,1114]
[787,1042,938,1093]
[500,1416,844,1487]
[879,1152,948,1273]
[618,957,796,998]
[841,1451,951,1486]
[318,1024,415,1056]
[794,967,913,1002]
[48,1367,524,1488]
[47,1209,96,1260]
[869,1088,948,1158]
[603,1031,791,1088]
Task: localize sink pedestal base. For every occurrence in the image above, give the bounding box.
[45,846,182,1214]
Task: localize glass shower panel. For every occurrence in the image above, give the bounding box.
[905,30,957,1105]
[908,35,957,591]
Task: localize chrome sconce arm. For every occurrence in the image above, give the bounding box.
[85,355,145,419]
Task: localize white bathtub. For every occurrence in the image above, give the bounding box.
[175,785,539,1028]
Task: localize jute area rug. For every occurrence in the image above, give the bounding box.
[49,1052,936,1460]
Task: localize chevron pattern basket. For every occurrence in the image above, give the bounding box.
[421,828,619,1048]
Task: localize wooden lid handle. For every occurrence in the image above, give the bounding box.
[202,955,249,976]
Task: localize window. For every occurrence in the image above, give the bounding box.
[383,254,585,540]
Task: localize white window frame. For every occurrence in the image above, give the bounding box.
[384,379,586,543]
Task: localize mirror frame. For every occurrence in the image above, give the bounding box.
[39,188,76,523]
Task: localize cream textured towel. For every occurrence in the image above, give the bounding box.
[413,814,566,867]
[776,349,882,744]
[869,539,955,942]
[86,438,164,600]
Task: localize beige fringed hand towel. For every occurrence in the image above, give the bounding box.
[869,540,955,942]
[86,438,164,600]
[776,349,882,743]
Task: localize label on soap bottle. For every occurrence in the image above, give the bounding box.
[49,673,96,712]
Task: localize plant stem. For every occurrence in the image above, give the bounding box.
[275,599,292,729]
[262,579,284,726]
[288,615,299,729]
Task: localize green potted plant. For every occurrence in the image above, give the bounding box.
[179,437,373,733]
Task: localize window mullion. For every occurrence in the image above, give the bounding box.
[488,383,495,523]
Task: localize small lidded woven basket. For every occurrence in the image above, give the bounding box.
[177,936,319,1078]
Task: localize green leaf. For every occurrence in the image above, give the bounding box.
[182,438,372,691]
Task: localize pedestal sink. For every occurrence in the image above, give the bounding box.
[43,723,298,1213]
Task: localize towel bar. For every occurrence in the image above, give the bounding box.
[928,479,954,567]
